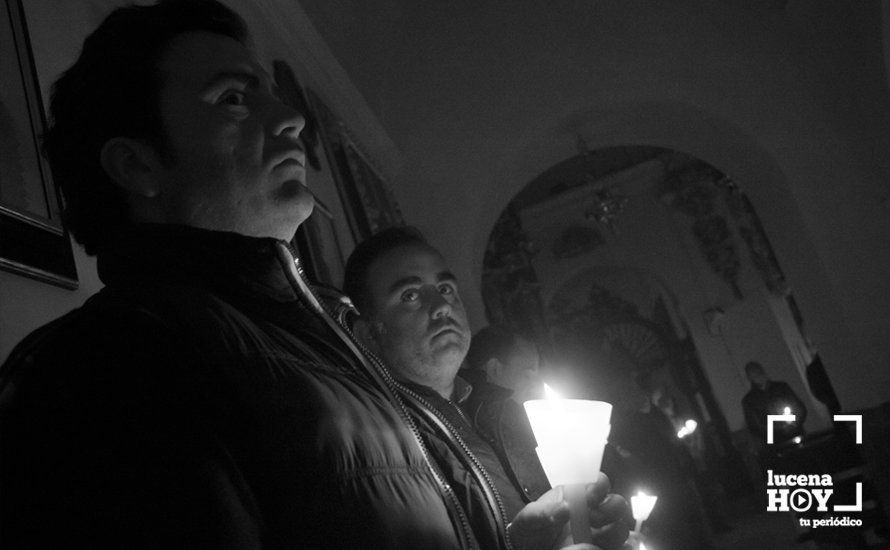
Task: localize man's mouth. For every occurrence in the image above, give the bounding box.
[431,322,461,338]
[276,158,305,170]
[272,148,307,170]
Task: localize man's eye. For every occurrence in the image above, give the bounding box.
[439,284,455,295]
[400,290,420,302]
[219,91,247,106]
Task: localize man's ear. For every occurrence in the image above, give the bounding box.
[482,357,502,383]
[99,137,164,198]
[353,317,383,354]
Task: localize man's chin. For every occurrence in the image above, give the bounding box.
[430,339,468,367]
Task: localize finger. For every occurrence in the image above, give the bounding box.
[522,486,571,520]
[508,492,571,548]
[590,519,631,550]
[589,493,630,527]
[586,473,612,506]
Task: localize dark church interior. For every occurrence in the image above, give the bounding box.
[1,0,889,548]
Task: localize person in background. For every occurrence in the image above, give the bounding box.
[742,361,808,449]
[650,383,732,534]
[344,226,631,549]
[608,375,714,550]
[465,326,544,405]
[461,326,550,507]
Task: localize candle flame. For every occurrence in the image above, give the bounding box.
[783,406,791,415]
[631,491,658,521]
[543,383,561,400]
[678,419,698,439]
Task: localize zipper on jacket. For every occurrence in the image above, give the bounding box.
[399,384,513,550]
[274,244,480,550]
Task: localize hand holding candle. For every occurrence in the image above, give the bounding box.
[524,384,612,545]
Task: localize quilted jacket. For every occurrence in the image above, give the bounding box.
[0,225,507,549]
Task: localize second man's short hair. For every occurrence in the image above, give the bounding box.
[342,226,426,315]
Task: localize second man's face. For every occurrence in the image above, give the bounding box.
[361,245,470,391]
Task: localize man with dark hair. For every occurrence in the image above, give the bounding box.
[1,2,581,548]
[344,226,630,550]
[742,361,808,447]
[43,0,257,255]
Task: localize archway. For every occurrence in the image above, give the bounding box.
[480,144,836,495]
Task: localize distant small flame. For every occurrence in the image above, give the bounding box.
[783,406,791,415]
[543,383,561,400]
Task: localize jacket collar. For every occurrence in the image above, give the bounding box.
[401,375,474,404]
[97,223,300,303]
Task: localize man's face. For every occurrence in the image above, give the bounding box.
[360,245,470,392]
[153,31,312,240]
[490,338,542,403]
[747,368,768,388]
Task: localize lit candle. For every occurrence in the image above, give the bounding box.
[524,384,612,545]
[677,418,698,439]
[631,491,658,534]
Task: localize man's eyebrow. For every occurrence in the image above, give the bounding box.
[387,276,422,295]
[201,70,260,92]
[386,271,457,295]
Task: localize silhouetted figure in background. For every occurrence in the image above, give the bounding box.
[742,361,807,452]
[609,376,715,550]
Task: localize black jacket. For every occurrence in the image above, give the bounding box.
[0,225,505,549]
[742,380,808,444]
[459,373,551,505]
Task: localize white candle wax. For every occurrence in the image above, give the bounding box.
[631,491,658,533]
[524,386,612,546]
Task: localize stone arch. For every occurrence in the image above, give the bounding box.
[472,99,836,335]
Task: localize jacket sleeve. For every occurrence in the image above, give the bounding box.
[0,308,264,549]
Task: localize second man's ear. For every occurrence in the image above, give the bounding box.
[99,137,164,198]
[353,317,384,354]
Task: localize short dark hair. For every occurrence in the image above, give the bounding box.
[465,326,524,371]
[745,361,765,376]
[342,226,427,315]
[44,0,248,255]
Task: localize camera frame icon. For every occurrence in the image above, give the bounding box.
[766,414,862,445]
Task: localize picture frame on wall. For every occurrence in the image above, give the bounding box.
[341,139,404,237]
[0,0,77,288]
[307,89,403,242]
[293,197,346,288]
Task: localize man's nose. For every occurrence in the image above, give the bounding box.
[272,100,306,138]
[430,293,452,319]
